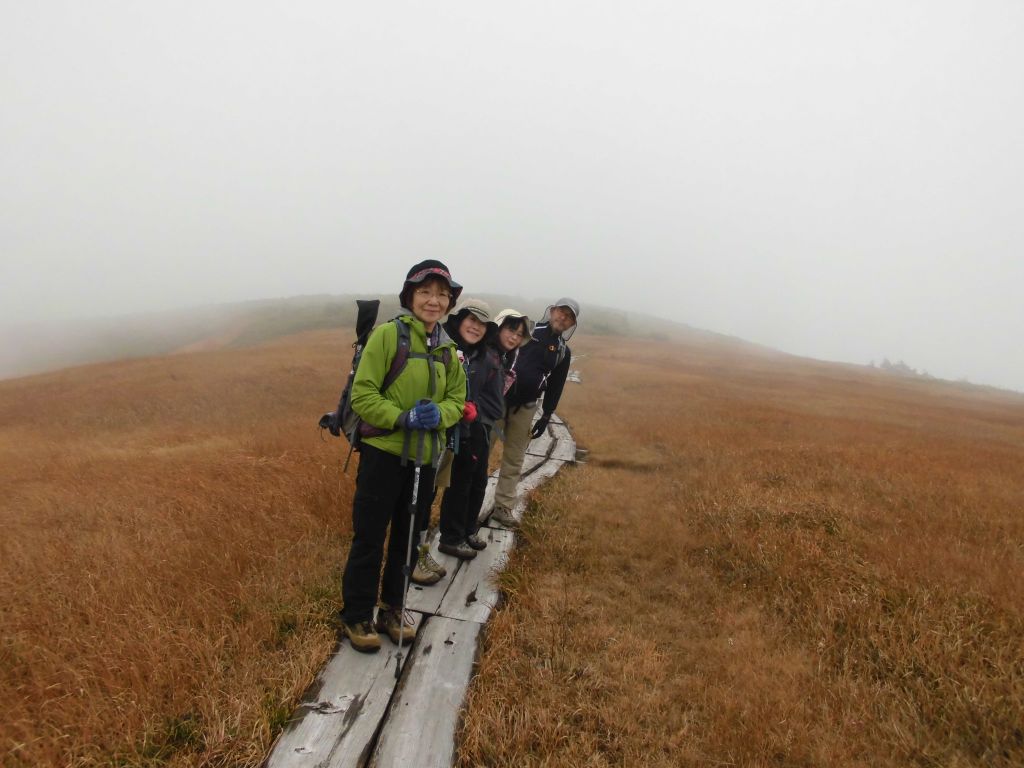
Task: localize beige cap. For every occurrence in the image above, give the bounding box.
[494,308,534,347]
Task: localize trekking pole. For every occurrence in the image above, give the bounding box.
[395,461,420,679]
[393,397,434,679]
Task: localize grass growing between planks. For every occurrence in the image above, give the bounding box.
[458,334,1024,767]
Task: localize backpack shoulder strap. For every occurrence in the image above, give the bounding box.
[381,319,412,393]
[554,337,567,368]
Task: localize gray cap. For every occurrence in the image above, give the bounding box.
[540,297,580,340]
[450,297,495,326]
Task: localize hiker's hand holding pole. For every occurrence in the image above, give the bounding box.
[530,413,550,439]
[461,401,478,424]
[399,401,441,430]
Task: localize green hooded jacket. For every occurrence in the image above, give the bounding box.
[350,313,466,464]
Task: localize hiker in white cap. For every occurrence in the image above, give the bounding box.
[490,299,579,527]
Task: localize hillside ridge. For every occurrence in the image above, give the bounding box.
[0,293,757,381]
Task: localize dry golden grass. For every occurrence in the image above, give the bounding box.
[3,327,1023,766]
[459,335,1024,767]
[1,331,356,767]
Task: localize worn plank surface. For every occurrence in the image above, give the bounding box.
[437,526,515,623]
[266,413,576,768]
[523,429,554,458]
[368,617,482,768]
[520,450,547,475]
[547,432,576,463]
[265,640,400,768]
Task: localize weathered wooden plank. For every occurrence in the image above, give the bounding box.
[549,419,571,437]
[547,437,576,463]
[520,450,546,475]
[546,423,576,463]
[436,527,515,624]
[368,617,482,768]
[267,419,576,768]
[265,643,398,768]
[264,608,430,768]
[517,457,563,496]
[523,429,554,457]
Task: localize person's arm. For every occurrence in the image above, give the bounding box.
[349,323,404,429]
[531,346,571,438]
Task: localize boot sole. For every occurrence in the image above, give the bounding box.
[411,573,443,585]
[342,630,381,653]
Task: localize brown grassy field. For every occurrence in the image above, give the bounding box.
[460,336,1024,767]
[2,328,1023,766]
[1,333,354,767]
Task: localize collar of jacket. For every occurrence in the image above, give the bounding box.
[531,322,563,344]
[397,310,457,349]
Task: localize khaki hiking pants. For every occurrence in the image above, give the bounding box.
[434,447,454,490]
[492,402,537,511]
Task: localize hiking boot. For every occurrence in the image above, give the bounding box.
[341,619,381,653]
[438,539,478,560]
[466,533,487,551]
[411,545,446,585]
[490,506,519,528]
[423,550,447,577]
[375,604,416,644]
[411,548,444,581]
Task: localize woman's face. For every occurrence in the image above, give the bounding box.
[498,320,526,351]
[409,277,452,330]
[459,313,487,344]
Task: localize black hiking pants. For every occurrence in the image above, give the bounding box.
[439,422,491,545]
[341,443,436,624]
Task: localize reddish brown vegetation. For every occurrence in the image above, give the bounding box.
[2,328,1022,766]
[459,335,1024,767]
[1,332,355,767]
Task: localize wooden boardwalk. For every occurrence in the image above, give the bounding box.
[264,415,576,768]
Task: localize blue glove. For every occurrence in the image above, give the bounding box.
[401,401,441,430]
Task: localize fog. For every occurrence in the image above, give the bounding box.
[3,1,1023,390]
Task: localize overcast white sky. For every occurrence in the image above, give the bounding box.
[2,1,1023,390]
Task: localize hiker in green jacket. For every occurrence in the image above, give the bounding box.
[340,260,467,653]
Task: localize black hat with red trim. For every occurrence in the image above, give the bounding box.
[399,259,463,309]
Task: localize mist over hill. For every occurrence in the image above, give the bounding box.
[0,294,752,382]
[4,294,1019,401]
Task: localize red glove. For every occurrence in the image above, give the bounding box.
[462,401,478,424]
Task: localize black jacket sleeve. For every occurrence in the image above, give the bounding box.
[540,346,571,416]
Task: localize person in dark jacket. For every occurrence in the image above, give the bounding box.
[339,260,467,653]
[490,298,579,527]
[435,298,505,559]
